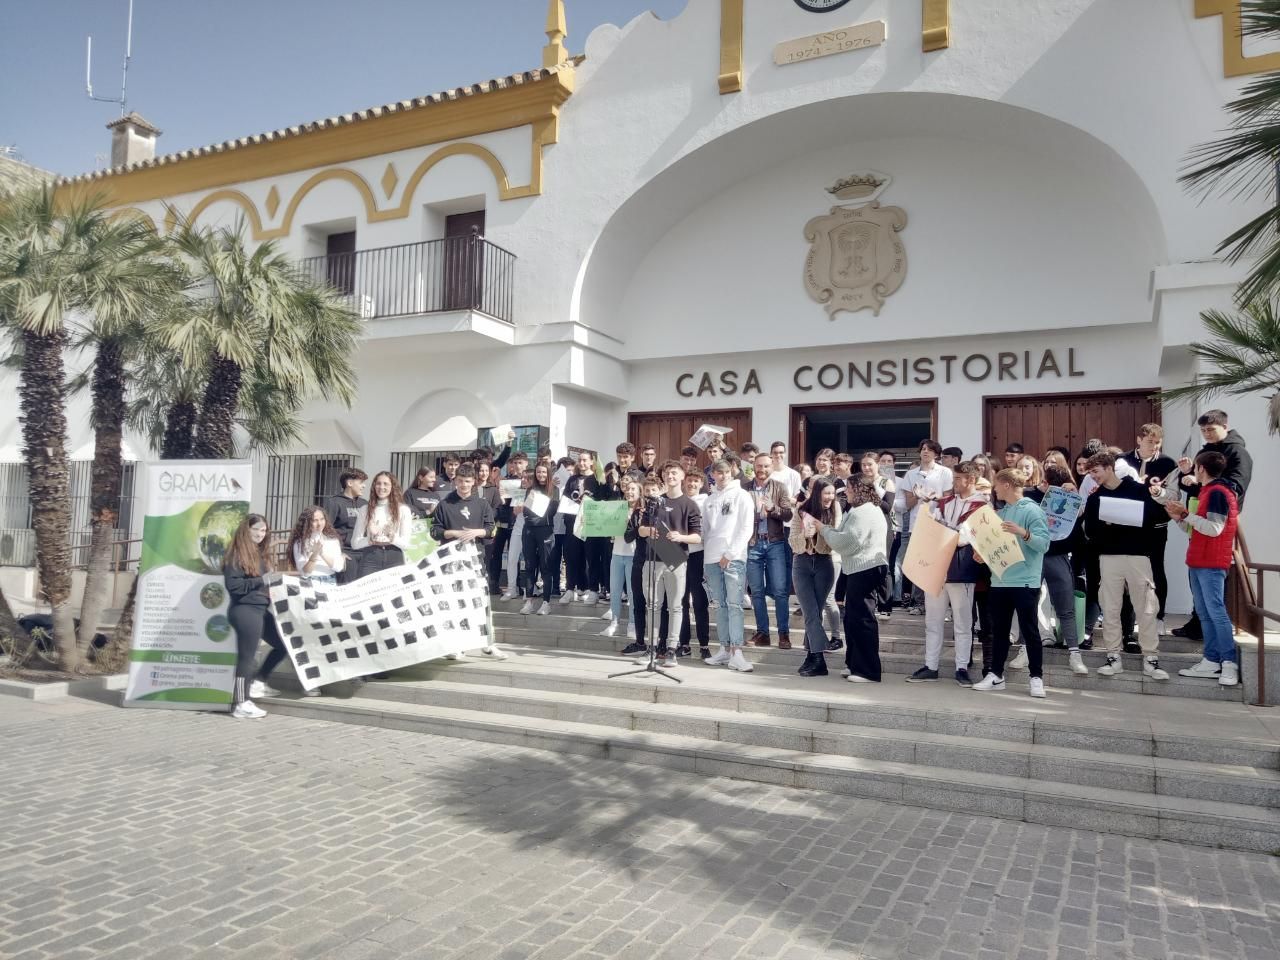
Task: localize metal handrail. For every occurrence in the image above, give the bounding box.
[297,235,517,324]
[1233,527,1273,707]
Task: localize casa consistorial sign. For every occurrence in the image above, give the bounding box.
[803,171,907,318]
[774,20,886,66]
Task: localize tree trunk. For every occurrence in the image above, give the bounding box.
[192,355,242,460]
[19,327,78,670]
[77,338,127,656]
[93,577,136,675]
[161,400,197,459]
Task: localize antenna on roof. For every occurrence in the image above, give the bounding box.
[86,0,134,115]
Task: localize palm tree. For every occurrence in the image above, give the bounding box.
[1160,301,1280,434]
[64,209,182,652]
[0,187,79,667]
[1181,0,1280,307]
[164,215,361,460]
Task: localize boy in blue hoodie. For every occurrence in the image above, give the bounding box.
[971,468,1051,698]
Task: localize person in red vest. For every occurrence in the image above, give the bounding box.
[1163,451,1240,687]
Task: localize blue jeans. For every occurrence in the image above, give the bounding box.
[747,539,789,636]
[705,558,747,647]
[609,553,635,628]
[1188,566,1235,664]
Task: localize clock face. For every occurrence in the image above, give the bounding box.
[793,0,853,11]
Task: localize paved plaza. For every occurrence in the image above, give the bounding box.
[1,694,1278,960]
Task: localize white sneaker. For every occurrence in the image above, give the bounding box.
[1219,662,1239,687]
[1069,651,1089,675]
[302,688,322,698]
[841,668,852,678]
[558,591,575,605]
[625,624,636,639]
[519,599,536,615]
[971,673,1006,692]
[1157,618,1167,637]
[728,649,753,673]
[445,652,469,661]
[846,673,874,683]
[1143,657,1169,681]
[538,601,552,615]
[583,591,600,605]
[1097,655,1123,677]
[1178,658,1222,679]
[501,590,518,601]
[248,679,279,699]
[704,647,732,666]
[660,651,678,668]
[600,621,618,638]
[231,700,267,719]
[1008,646,1029,670]
[481,646,508,660]
[599,608,615,620]
[1028,677,1046,699]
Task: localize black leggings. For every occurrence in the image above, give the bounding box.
[522,525,557,602]
[987,586,1044,680]
[228,602,286,703]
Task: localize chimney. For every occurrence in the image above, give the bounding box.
[105,112,161,168]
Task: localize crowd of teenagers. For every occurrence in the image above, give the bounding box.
[219,411,1251,718]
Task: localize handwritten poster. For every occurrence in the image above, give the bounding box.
[901,510,958,597]
[961,504,1024,580]
[1041,486,1083,541]
[582,498,630,538]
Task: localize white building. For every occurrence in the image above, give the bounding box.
[10,0,1277,611]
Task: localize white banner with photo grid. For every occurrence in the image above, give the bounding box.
[268,542,490,690]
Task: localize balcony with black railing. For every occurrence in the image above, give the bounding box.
[298,234,516,324]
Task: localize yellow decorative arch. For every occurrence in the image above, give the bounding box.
[166,188,265,236]
[108,206,159,232]
[384,142,516,215]
[265,167,382,239]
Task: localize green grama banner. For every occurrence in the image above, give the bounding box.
[124,461,254,711]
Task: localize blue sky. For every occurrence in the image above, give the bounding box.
[1,0,688,176]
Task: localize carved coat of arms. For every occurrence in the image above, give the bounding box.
[803,171,907,318]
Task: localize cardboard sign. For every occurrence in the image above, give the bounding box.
[1041,486,1083,541]
[961,504,1024,579]
[901,510,958,598]
[689,424,733,450]
[582,498,630,538]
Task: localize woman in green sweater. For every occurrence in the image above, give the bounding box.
[972,468,1051,698]
[819,479,889,683]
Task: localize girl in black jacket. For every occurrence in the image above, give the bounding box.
[223,514,286,718]
[520,462,561,614]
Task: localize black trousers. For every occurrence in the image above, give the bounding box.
[490,525,512,589]
[880,533,901,612]
[631,553,649,641]
[338,549,362,584]
[551,533,565,595]
[522,525,557,602]
[843,566,885,681]
[357,544,405,580]
[988,586,1044,680]
[228,602,286,703]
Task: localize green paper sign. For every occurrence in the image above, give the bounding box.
[581,498,630,538]
[405,518,440,564]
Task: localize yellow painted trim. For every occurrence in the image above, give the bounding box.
[264,168,381,239]
[922,0,950,52]
[108,206,158,231]
[719,0,744,94]
[543,0,568,69]
[66,74,574,210]
[164,188,265,236]
[1195,0,1280,77]
[383,142,514,212]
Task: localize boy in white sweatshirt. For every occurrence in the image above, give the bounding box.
[700,459,757,673]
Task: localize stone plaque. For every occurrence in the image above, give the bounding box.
[773,20,886,66]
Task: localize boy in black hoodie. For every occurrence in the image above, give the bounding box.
[1082,453,1168,681]
[323,468,368,585]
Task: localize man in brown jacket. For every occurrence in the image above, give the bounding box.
[746,452,796,648]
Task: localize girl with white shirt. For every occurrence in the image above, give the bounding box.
[287,507,346,584]
[351,471,414,579]
[600,477,640,638]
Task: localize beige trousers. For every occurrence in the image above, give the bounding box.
[1099,554,1159,656]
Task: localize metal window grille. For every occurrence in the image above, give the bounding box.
[265,453,361,533]
[0,461,138,567]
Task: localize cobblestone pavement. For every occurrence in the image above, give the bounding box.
[1,695,1277,960]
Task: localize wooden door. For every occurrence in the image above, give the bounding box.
[444,210,485,310]
[627,408,754,469]
[984,390,1158,460]
[325,230,356,295]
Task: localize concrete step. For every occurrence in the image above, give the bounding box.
[260,689,1280,854]
[334,670,1280,808]
[488,623,1244,702]
[491,607,1211,654]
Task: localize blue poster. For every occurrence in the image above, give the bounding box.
[1041,486,1083,541]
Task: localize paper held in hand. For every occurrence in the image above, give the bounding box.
[524,489,550,518]
[490,423,513,441]
[582,498,630,538]
[960,504,1024,579]
[689,423,734,450]
[557,497,582,516]
[901,510,958,598]
[499,478,523,502]
[1098,497,1145,528]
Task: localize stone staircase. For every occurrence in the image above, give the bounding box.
[262,605,1280,854]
